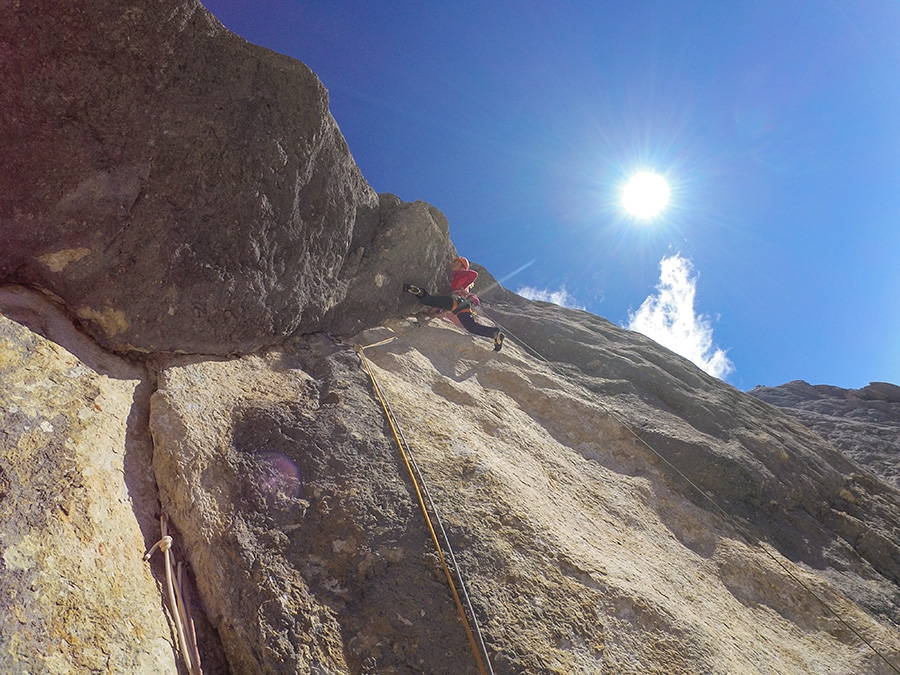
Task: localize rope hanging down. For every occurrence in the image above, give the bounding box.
[145,513,204,675]
[479,304,900,675]
[355,338,495,675]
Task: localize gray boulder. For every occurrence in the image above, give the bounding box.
[1,0,387,355]
[322,194,458,337]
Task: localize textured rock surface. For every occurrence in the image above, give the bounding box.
[148,297,900,674]
[322,194,458,338]
[0,287,177,674]
[0,0,384,355]
[749,380,900,489]
[150,339,480,675]
[369,297,900,674]
[3,2,900,674]
[4,283,900,674]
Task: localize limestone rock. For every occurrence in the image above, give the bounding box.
[0,287,177,674]
[3,2,900,673]
[0,0,379,355]
[353,304,900,674]
[749,380,900,489]
[4,281,900,674]
[145,298,900,674]
[149,337,481,674]
[322,194,458,337]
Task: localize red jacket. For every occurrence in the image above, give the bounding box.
[449,269,478,292]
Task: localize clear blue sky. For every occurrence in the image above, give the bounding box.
[201,1,900,391]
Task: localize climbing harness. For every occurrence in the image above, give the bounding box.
[145,513,204,675]
[355,333,495,675]
[478,303,900,675]
[448,293,474,316]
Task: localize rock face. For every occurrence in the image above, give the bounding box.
[3,3,900,674]
[149,338,481,675]
[4,284,900,674]
[0,287,176,674]
[322,194,457,338]
[0,1,453,356]
[749,380,900,489]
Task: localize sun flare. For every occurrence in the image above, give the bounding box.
[622,172,670,219]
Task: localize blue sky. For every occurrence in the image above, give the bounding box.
[201,1,900,391]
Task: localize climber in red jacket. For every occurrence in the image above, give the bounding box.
[403,255,504,350]
[449,256,478,293]
[404,278,504,351]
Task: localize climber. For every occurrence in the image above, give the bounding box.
[403,283,504,351]
[440,256,479,329]
[449,256,478,293]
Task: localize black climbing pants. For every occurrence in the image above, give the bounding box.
[418,294,498,340]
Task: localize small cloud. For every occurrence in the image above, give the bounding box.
[626,254,734,380]
[517,285,585,310]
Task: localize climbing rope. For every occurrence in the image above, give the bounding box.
[355,336,495,675]
[145,513,204,675]
[479,304,900,675]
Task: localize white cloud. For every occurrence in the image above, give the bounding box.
[517,286,585,310]
[626,254,735,380]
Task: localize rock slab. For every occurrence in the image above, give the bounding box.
[150,337,481,674]
[0,287,177,674]
[750,380,900,489]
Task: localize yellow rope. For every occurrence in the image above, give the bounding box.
[481,305,900,675]
[356,342,494,675]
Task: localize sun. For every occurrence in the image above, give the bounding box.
[622,172,670,219]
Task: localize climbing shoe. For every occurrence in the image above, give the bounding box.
[493,331,505,352]
[403,284,426,298]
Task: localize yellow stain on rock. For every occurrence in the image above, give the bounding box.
[76,306,129,337]
[839,488,857,503]
[37,248,92,273]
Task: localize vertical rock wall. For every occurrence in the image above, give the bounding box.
[2,3,900,674]
[0,287,177,673]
